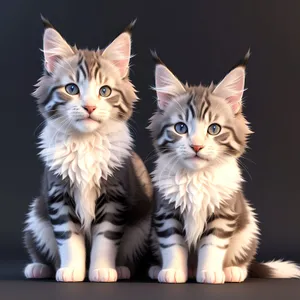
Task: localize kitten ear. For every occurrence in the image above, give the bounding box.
[102,20,136,78]
[213,51,250,114]
[41,16,74,73]
[152,51,186,110]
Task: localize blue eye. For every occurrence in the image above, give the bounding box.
[65,83,79,95]
[208,123,221,135]
[174,122,188,134]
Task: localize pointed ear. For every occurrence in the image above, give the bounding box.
[213,51,250,114]
[42,17,74,73]
[152,52,186,110]
[102,21,135,78]
[213,66,246,114]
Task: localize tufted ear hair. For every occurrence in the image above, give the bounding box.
[151,51,186,110]
[102,20,136,78]
[213,51,250,114]
[41,16,74,73]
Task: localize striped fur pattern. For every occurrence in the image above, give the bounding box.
[23,18,153,282]
[148,53,300,284]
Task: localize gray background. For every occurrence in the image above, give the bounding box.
[1,0,300,275]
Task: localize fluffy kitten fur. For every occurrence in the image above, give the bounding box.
[148,52,300,284]
[23,17,153,282]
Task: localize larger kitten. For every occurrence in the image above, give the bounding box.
[148,52,300,284]
[23,17,153,282]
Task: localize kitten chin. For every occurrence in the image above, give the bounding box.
[74,118,101,133]
[180,156,211,171]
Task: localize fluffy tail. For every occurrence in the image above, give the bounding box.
[249,260,300,278]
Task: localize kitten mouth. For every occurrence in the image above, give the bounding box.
[189,155,209,162]
[76,117,100,123]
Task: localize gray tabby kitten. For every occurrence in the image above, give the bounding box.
[23,17,153,282]
[148,52,300,284]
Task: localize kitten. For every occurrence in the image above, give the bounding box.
[148,52,300,284]
[23,17,153,282]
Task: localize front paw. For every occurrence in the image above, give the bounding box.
[89,268,118,282]
[56,267,85,282]
[158,268,187,283]
[196,270,225,284]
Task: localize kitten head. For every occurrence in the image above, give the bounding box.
[33,17,137,133]
[148,51,252,171]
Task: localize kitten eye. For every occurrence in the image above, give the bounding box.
[174,122,188,134]
[208,123,221,135]
[65,83,79,95]
[99,85,112,97]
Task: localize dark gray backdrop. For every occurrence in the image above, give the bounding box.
[1,0,300,264]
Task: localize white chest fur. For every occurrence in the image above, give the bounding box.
[153,156,242,247]
[39,121,132,230]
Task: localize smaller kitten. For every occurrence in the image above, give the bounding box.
[148,51,300,284]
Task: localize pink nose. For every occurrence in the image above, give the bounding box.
[83,106,96,114]
[191,145,204,153]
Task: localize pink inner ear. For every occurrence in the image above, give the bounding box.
[155,64,185,110]
[102,32,131,78]
[43,28,73,73]
[156,91,172,109]
[226,95,242,113]
[214,66,245,114]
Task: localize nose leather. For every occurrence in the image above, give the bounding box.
[191,145,204,153]
[83,106,96,114]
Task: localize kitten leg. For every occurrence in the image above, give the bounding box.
[23,197,58,279]
[196,216,234,284]
[89,200,126,282]
[155,206,188,283]
[223,205,259,283]
[49,193,86,282]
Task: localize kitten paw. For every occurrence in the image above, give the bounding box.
[24,263,54,279]
[56,267,85,282]
[196,270,225,284]
[148,265,161,280]
[158,269,187,283]
[89,268,118,282]
[116,266,131,280]
[224,266,247,283]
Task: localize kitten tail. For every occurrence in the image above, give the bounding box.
[249,259,300,278]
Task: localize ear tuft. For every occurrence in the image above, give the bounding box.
[124,18,137,34]
[229,49,251,72]
[40,14,54,29]
[150,50,165,66]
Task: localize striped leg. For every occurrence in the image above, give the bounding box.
[223,206,259,282]
[89,196,126,282]
[196,215,235,284]
[24,197,58,279]
[155,206,188,283]
[49,193,86,282]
